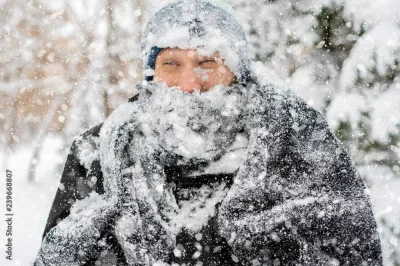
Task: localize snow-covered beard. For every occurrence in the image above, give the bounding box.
[133,81,248,166]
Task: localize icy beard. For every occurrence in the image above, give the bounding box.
[134,81,248,166]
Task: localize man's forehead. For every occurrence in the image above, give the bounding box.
[160,48,222,58]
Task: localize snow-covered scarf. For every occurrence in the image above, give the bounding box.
[35,76,382,265]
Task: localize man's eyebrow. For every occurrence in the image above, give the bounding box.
[160,54,178,60]
[199,53,221,60]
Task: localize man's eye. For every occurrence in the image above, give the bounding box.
[164,61,178,66]
[200,60,216,64]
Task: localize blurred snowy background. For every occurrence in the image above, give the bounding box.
[0,0,399,265]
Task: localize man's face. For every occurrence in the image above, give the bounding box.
[153,48,235,92]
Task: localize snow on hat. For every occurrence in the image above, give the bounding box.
[141,0,251,84]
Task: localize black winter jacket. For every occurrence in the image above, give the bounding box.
[39,87,383,265]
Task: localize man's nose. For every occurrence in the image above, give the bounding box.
[177,65,201,93]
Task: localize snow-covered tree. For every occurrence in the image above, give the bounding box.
[0,0,146,180]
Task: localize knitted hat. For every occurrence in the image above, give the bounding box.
[141,0,251,84]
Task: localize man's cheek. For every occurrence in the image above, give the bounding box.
[194,67,211,82]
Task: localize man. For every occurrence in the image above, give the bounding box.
[35,0,383,265]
